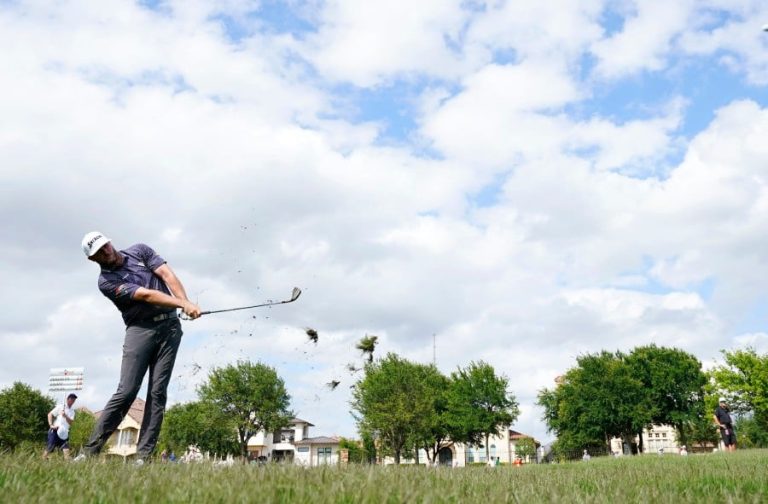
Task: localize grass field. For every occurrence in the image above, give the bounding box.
[1,450,766,503]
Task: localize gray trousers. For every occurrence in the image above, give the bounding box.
[84,318,182,458]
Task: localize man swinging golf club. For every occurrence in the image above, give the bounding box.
[75,232,201,464]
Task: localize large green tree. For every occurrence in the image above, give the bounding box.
[158,401,240,456]
[198,361,293,458]
[412,365,452,464]
[445,361,519,462]
[625,345,708,447]
[538,351,649,456]
[0,382,54,451]
[350,353,438,464]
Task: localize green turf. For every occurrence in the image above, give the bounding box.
[1,450,765,503]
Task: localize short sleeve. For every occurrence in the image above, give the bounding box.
[134,243,166,271]
[99,278,140,302]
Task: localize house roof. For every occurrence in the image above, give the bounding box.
[295,436,340,445]
[510,429,540,444]
[94,397,146,425]
[290,417,314,426]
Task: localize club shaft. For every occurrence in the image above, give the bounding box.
[201,300,287,315]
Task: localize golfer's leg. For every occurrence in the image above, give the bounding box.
[136,320,182,458]
[83,325,154,455]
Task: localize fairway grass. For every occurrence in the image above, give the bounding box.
[1,450,766,503]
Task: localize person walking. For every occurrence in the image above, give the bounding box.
[714,397,736,452]
[74,232,201,463]
[42,393,77,460]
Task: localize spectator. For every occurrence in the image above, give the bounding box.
[714,397,736,452]
[42,393,77,460]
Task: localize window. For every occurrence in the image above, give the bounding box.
[317,447,332,465]
[490,444,497,460]
[118,428,136,447]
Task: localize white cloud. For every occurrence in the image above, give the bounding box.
[300,0,471,86]
[591,0,696,78]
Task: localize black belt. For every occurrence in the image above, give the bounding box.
[151,312,177,322]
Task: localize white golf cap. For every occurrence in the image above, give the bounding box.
[719,397,727,403]
[81,231,110,257]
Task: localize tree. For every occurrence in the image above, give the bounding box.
[356,335,379,363]
[445,361,520,462]
[0,382,54,451]
[158,401,239,456]
[515,437,537,462]
[538,351,649,455]
[625,345,708,447]
[68,409,97,452]
[711,347,768,432]
[413,366,452,464]
[350,353,437,464]
[338,437,367,463]
[198,361,293,459]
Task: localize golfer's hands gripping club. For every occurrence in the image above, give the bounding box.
[180,300,202,320]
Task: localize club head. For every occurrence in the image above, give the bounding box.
[290,287,302,302]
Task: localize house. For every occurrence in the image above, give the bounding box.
[93,398,145,459]
[382,427,541,466]
[610,424,682,455]
[294,436,342,466]
[246,417,341,466]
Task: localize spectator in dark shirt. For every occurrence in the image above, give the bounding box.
[713,397,736,452]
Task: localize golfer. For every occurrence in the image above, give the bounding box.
[714,397,736,452]
[75,232,200,463]
[43,393,77,460]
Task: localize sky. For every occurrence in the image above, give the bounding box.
[2,0,768,446]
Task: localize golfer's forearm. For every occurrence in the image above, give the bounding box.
[133,289,188,309]
[154,264,190,301]
[164,276,190,302]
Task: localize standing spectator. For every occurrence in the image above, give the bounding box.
[679,445,688,456]
[74,232,201,464]
[42,393,77,460]
[582,449,591,461]
[714,397,736,452]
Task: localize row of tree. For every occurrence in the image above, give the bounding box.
[351,353,519,464]
[537,344,768,456]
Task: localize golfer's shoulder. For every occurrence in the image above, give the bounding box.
[124,243,153,255]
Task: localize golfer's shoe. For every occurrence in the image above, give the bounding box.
[72,453,88,463]
[134,458,146,467]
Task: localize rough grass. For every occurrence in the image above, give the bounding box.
[1,450,766,503]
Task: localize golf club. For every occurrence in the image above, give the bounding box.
[180,287,301,320]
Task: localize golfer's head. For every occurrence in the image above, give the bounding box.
[719,397,727,406]
[81,231,114,264]
[66,393,77,407]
